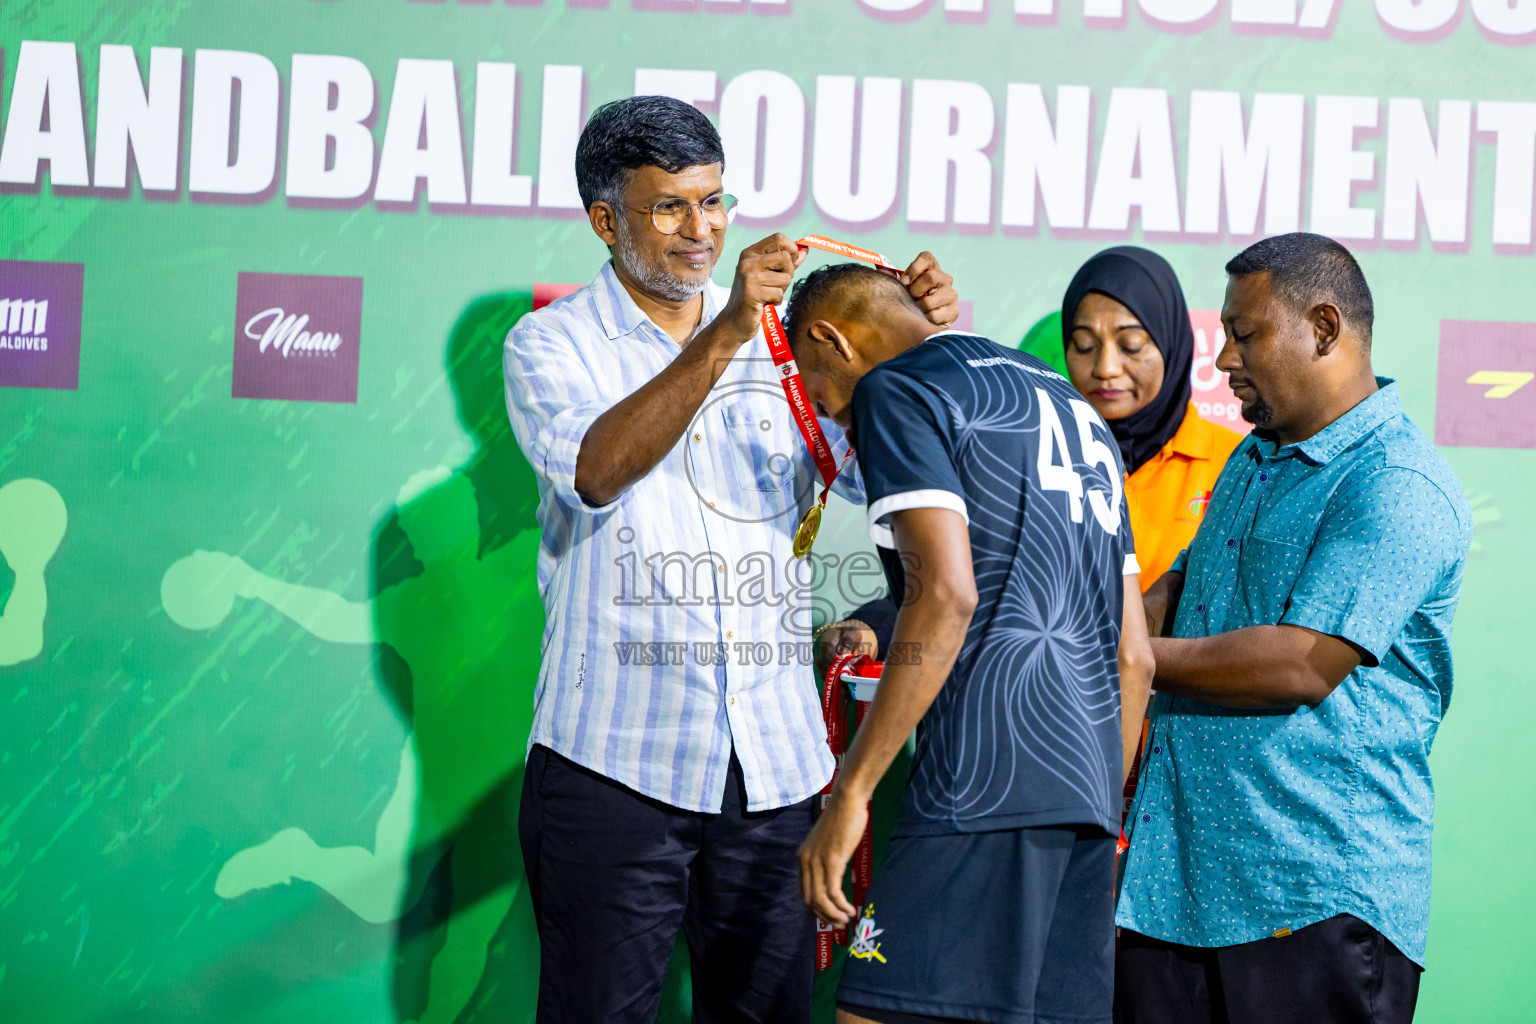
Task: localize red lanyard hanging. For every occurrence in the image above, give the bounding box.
[758,235,901,558]
[815,651,883,970]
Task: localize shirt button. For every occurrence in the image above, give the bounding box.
[708,501,715,509]
[1141,814,1152,823]
[726,630,735,639]
[728,696,737,706]
[1196,603,1204,612]
[694,433,703,442]
[1152,746,1161,755]
[1259,473,1268,482]
[1226,539,1235,547]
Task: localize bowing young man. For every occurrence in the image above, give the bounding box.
[786,262,1155,1024]
[502,96,960,1024]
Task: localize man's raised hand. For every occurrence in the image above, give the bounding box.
[716,233,808,345]
[901,251,959,329]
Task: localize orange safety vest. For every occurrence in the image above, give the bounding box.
[1125,403,1244,593]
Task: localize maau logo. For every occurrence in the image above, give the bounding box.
[233,272,363,403]
[244,308,345,358]
[0,260,84,391]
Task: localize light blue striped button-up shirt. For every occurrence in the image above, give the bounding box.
[503,261,864,813]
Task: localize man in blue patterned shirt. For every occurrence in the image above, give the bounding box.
[503,96,960,1024]
[1116,233,1471,1024]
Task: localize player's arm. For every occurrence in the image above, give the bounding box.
[798,506,976,927]
[1118,574,1155,781]
[573,234,806,506]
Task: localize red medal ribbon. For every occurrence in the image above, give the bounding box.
[815,651,882,970]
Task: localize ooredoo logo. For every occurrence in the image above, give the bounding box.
[233,272,363,403]
[1188,309,1251,436]
[0,259,84,391]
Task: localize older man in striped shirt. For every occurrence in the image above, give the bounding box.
[502,96,958,1023]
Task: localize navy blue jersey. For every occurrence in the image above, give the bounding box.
[851,332,1138,836]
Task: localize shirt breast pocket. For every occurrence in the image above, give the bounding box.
[1234,532,1309,625]
[720,399,794,494]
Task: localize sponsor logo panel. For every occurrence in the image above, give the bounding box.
[232,272,364,403]
[0,259,84,391]
[1189,309,1250,436]
[1437,319,1536,449]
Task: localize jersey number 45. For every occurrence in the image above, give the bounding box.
[1034,387,1123,535]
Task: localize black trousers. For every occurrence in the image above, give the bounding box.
[517,744,816,1024]
[1115,914,1423,1024]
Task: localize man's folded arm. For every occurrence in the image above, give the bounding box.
[1149,625,1362,709]
[1149,467,1463,709]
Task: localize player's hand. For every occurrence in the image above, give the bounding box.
[716,233,808,345]
[901,251,959,329]
[814,620,878,682]
[798,788,866,927]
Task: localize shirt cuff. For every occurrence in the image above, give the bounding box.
[1124,553,1141,576]
[867,489,969,549]
[1280,602,1384,668]
[534,408,605,510]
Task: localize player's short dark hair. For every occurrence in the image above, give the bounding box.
[1225,233,1374,344]
[784,262,913,353]
[574,96,725,211]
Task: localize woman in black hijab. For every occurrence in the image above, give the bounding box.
[1062,246,1242,593]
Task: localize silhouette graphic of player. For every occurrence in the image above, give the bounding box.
[0,478,67,667]
[161,296,556,1024]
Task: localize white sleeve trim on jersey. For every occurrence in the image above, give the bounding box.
[1124,553,1141,576]
[867,489,970,550]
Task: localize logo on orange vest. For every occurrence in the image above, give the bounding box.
[1186,490,1212,519]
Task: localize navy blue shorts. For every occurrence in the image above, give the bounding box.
[837,825,1116,1024]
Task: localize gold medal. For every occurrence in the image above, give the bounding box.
[792,502,823,558]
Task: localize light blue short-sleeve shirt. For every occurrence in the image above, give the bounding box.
[1116,380,1471,965]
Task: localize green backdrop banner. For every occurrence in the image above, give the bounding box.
[1,1,1531,1021]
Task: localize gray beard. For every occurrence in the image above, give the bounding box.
[614,220,710,303]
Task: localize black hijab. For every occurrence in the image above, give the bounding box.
[1061,246,1194,475]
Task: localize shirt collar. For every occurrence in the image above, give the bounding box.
[592,260,724,342]
[1264,377,1399,465]
[1167,402,1217,460]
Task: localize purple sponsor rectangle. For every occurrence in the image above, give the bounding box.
[233,272,364,404]
[0,259,84,391]
[1436,319,1536,450]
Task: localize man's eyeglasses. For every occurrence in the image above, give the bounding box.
[622,193,739,235]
